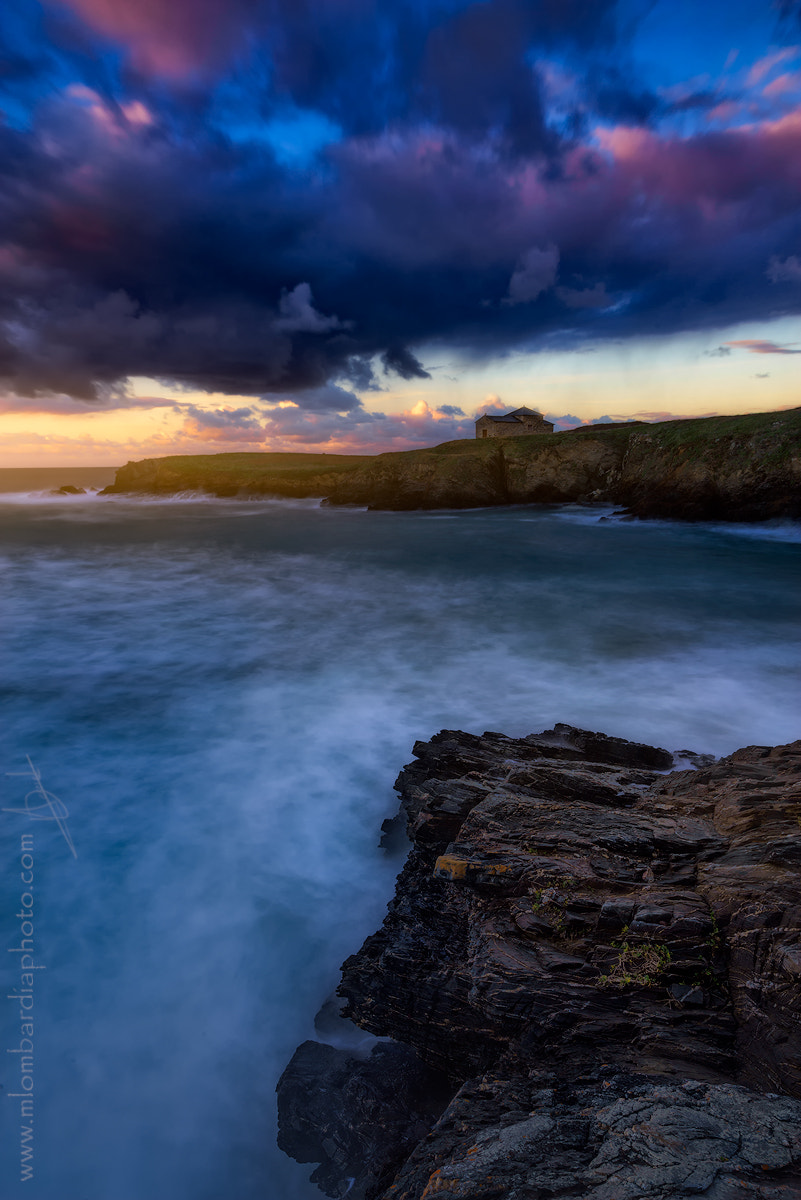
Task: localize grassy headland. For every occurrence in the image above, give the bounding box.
[103,451,370,498]
[105,408,801,521]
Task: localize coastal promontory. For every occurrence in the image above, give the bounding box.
[103,408,801,522]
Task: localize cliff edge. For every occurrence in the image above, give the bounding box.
[104,408,801,522]
[278,725,801,1199]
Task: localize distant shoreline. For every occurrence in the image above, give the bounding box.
[101,408,801,523]
[0,467,119,494]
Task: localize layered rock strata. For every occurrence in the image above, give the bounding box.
[278,725,801,1199]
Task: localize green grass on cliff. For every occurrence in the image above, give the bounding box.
[630,408,801,467]
[128,451,370,479]
[639,408,801,446]
[429,408,801,460]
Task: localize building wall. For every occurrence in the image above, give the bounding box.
[475,417,552,439]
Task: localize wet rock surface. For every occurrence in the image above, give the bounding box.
[278,725,801,1199]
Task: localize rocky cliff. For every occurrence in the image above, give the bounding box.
[322,410,801,519]
[105,408,801,522]
[278,724,801,1200]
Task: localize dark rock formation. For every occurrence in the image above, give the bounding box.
[277,1041,451,1199]
[51,484,86,495]
[278,725,801,1199]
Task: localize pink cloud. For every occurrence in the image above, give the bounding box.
[725,339,801,354]
[545,411,721,430]
[473,394,510,417]
[545,413,586,431]
[6,41,801,408]
[589,109,801,227]
[121,101,154,127]
[746,46,801,88]
[161,396,478,455]
[182,406,263,442]
[48,0,369,80]
[763,71,801,97]
[48,0,253,79]
[632,410,717,421]
[594,125,650,161]
[333,109,801,290]
[705,100,747,124]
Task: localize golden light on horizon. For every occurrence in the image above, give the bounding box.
[1,315,798,465]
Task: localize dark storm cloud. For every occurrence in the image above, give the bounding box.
[0,0,800,405]
[380,345,431,380]
[265,383,364,412]
[775,0,801,27]
[585,66,660,124]
[183,404,261,429]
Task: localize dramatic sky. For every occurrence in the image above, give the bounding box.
[1,0,800,462]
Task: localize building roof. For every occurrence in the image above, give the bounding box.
[477,406,553,424]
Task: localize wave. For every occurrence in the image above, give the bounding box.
[708,519,801,544]
[0,490,328,526]
[564,506,801,543]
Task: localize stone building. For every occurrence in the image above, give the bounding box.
[475,406,554,439]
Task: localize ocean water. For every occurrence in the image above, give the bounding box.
[0,489,799,1200]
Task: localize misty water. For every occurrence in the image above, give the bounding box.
[1,488,799,1200]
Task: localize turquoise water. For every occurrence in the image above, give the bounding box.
[1,491,799,1199]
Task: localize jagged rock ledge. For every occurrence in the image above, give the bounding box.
[277,724,801,1200]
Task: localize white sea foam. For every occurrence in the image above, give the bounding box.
[0,488,324,506]
[0,502,798,1199]
[707,519,801,544]
[0,488,105,504]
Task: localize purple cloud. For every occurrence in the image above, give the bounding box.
[767,255,801,282]
[0,0,799,416]
[504,246,560,305]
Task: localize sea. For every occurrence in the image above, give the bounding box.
[1,468,799,1200]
